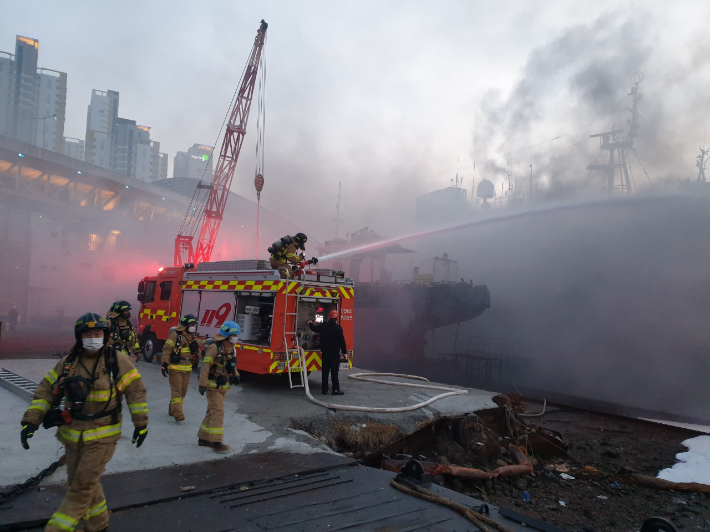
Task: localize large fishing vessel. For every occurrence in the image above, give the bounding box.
[316,230,490,373]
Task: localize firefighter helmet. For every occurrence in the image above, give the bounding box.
[220,321,241,336]
[293,233,307,249]
[180,314,198,328]
[74,312,109,341]
[110,301,132,313]
[215,321,241,341]
[329,310,338,321]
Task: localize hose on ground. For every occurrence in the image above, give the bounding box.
[298,349,468,412]
[390,476,515,532]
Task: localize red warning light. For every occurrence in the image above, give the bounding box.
[158,267,164,272]
[317,307,323,312]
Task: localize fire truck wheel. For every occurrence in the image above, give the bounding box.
[142,332,161,364]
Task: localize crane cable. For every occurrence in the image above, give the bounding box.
[178,51,251,239]
[254,33,267,259]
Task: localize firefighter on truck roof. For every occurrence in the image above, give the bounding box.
[20,312,148,532]
[106,301,141,363]
[269,233,308,278]
[161,314,199,422]
[198,321,241,452]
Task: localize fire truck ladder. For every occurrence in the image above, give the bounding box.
[0,368,38,400]
[282,280,304,389]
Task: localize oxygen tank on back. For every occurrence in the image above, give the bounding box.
[268,235,293,255]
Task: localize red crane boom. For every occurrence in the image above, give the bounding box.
[175,20,268,266]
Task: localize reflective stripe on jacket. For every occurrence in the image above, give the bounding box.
[22,349,149,445]
[199,341,236,389]
[161,330,196,370]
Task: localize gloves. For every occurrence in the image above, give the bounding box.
[310,257,319,265]
[198,386,206,396]
[229,374,241,386]
[132,426,148,447]
[161,362,169,377]
[21,423,38,450]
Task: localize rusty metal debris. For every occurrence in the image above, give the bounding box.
[383,444,533,480]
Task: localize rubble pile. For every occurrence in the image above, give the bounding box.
[300,394,710,531]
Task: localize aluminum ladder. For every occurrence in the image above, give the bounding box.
[0,368,38,400]
[282,280,304,389]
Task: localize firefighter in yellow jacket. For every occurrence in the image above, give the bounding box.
[20,312,148,532]
[269,233,307,279]
[161,314,199,422]
[197,321,240,451]
[106,300,141,362]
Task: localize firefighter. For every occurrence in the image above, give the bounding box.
[106,301,141,363]
[308,310,347,396]
[269,233,308,279]
[197,321,240,451]
[20,312,148,532]
[161,314,199,422]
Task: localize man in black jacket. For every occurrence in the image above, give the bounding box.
[307,310,347,395]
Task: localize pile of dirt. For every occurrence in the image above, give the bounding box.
[292,418,405,454]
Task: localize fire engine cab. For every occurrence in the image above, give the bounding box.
[137,260,354,386]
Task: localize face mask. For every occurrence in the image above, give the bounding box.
[228,336,239,344]
[188,326,196,333]
[82,338,104,352]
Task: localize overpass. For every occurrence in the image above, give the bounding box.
[0,135,297,323]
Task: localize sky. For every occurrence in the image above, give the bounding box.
[3,1,710,239]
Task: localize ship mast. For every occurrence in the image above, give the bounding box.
[586,72,643,194]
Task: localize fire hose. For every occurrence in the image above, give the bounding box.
[297,349,468,412]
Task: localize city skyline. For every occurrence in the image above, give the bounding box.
[0,33,214,183]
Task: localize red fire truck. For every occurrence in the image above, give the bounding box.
[137,260,354,386]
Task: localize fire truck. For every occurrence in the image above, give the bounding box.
[137,260,354,386]
[136,21,355,383]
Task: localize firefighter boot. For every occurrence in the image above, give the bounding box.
[198,388,228,445]
[168,370,189,421]
[213,442,230,452]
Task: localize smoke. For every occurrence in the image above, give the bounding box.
[472,8,710,200]
[415,193,710,422]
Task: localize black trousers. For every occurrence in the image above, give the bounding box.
[321,351,340,392]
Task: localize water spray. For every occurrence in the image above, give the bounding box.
[317,194,676,262]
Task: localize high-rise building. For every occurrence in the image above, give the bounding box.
[133,125,161,182]
[0,36,67,152]
[35,68,67,152]
[0,51,14,138]
[173,143,213,179]
[84,89,118,169]
[63,137,85,161]
[159,152,168,180]
[108,120,163,182]
[9,36,39,145]
[110,117,137,177]
[83,89,163,181]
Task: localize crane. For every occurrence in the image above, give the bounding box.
[174,20,268,266]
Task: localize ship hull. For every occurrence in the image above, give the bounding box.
[353,282,490,373]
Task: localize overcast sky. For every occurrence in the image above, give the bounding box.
[3,1,710,239]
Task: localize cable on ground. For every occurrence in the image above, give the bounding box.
[390,475,515,532]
